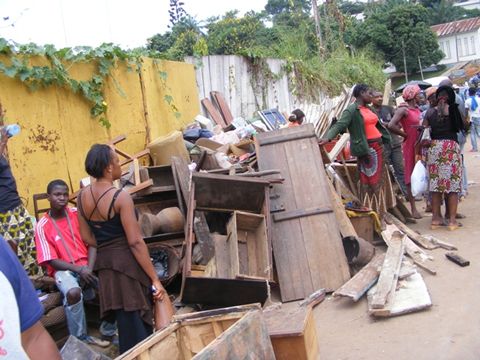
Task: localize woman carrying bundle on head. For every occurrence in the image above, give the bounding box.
[287,109,305,127]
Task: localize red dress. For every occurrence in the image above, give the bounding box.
[400,107,421,184]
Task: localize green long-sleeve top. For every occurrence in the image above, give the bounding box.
[325,101,391,157]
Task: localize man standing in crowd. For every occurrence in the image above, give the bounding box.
[371,91,407,196]
[35,179,113,347]
[465,87,480,152]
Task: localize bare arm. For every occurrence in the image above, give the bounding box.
[21,321,61,360]
[117,192,165,301]
[0,127,8,157]
[77,198,97,248]
[387,107,408,138]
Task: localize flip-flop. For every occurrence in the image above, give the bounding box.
[448,222,463,231]
[430,222,447,230]
[456,213,466,219]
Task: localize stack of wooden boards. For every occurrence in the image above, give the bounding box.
[333,216,458,318]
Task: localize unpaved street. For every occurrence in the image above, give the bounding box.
[315,146,480,360]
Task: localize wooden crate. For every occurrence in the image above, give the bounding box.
[226,211,269,280]
[263,306,319,360]
[350,214,375,244]
[117,306,275,360]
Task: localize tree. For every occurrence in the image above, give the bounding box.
[345,2,443,74]
[206,11,276,56]
[265,0,311,15]
[168,0,188,28]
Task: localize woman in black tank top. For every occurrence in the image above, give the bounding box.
[77,144,167,354]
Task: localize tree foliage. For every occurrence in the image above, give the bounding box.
[419,0,480,25]
[345,1,443,74]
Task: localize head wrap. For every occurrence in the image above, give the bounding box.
[425,87,437,99]
[402,84,421,101]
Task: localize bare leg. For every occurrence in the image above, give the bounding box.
[407,184,421,218]
[446,193,459,227]
[430,192,444,226]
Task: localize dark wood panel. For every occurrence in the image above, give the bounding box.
[181,277,268,307]
[256,124,350,301]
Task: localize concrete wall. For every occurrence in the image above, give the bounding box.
[0,57,199,213]
[438,30,480,65]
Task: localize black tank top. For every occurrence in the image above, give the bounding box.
[425,108,458,142]
[78,187,126,245]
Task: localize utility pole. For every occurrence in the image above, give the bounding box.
[418,56,424,80]
[312,0,324,59]
[402,40,408,83]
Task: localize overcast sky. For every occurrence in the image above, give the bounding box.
[0,0,268,49]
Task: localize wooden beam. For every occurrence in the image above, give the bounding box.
[382,224,436,275]
[370,231,405,309]
[327,133,350,162]
[385,214,436,250]
[333,253,385,302]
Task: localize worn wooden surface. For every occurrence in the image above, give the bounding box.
[227,211,270,280]
[368,271,432,317]
[333,253,385,302]
[386,214,437,250]
[192,173,269,213]
[118,307,272,360]
[327,180,358,239]
[263,306,318,360]
[211,91,234,125]
[194,310,275,360]
[370,232,405,309]
[382,224,437,275]
[256,125,350,301]
[201,98,227,127]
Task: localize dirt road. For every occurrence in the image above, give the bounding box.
[314,147,480,360]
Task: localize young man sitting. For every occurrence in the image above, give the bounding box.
[34,179,114,347]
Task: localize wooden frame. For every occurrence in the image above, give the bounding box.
[117,307,275,360]
[258,109,287,130]
[180,173,273,306]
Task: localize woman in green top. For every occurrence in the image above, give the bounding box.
[319,84,391,216]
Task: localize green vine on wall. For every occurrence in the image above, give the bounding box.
[0,39,180,128]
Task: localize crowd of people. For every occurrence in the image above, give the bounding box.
[319,79,475,230]
[1,76,478,356]
[1,120,169,356]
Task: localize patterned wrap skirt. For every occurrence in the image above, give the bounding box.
[0,204,43,276]
[427,139,462,193]
[357,140,394,217]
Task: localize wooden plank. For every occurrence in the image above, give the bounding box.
[263,306,318,360]
[445,252,470,267]
[382,224,437,275]
[333,253,385,301]
[370,232,405,309]
[211,91,234,125]
[298,288,326,308]
[173,304,261,322]
[386,214,436,250]
[194,211,215,265]
[201,98,226,127]
[194,311,275,360]
[273,206,333,222]
[327,133,350,162]
[327,180,358,238]
[126,179,153,195]
[181,277,268,307]
[423,235,457,250]
[369,271,432,317]
[256,124,350,301]
[192,172,269,213]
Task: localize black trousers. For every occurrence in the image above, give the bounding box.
[115,309,153,354]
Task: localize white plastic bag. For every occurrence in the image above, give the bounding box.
[411,160,428,197]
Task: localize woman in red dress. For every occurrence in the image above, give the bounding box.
[388,84,423,219]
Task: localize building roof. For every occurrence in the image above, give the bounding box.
[431,17,480,37]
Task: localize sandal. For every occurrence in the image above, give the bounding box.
[430,222,447,230]
[447,222,463,231]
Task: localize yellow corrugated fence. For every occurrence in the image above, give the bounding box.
[0,57,199,214]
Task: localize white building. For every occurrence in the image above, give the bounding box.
[454,0,480,11]
[431,17,480,65]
